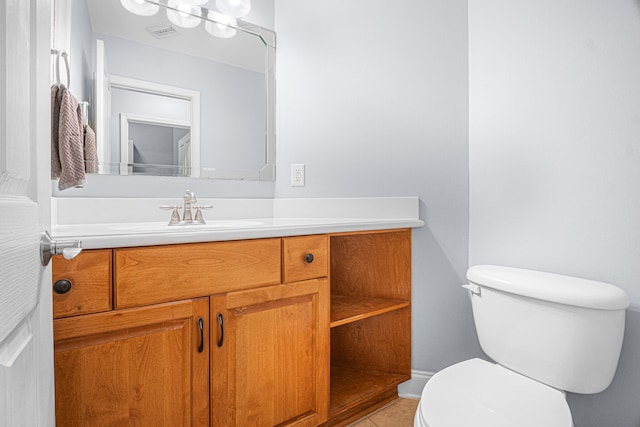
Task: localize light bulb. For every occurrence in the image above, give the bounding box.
[167,0,201,28]
[215,0,250,18]
[205,11,237,38]
[178,3,191,17]
[120,0,159,16]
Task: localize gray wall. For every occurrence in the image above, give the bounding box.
[469,1,640,426]
[274,0,475,369]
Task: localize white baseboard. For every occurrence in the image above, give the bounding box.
[398,369,434,399]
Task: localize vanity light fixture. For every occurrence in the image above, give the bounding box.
[166,0,202,28]
[215,0,250,18]
[205,10,237,39]
[120,0,241,39]
[119,0,160,16]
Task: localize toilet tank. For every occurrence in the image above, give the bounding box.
[466,265,629,394]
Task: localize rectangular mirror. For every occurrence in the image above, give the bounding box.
[56,0,275,181]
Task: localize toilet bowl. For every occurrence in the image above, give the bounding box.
[414,359,573,427]
[413,265,629,427]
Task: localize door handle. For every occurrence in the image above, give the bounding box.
[40,231,82,266]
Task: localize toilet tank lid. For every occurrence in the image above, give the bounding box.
[467,265,630,310]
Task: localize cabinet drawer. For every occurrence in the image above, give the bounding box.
[282,235,328,283]
[52,250,112,318]
[115,238,281,308]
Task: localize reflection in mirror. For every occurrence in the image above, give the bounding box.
[106,72,201,177]
[120,114,191,177]
[58,0,275,180]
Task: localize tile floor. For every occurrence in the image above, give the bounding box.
[347,398,419,427]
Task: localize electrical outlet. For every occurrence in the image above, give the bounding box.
[291,164,305,187]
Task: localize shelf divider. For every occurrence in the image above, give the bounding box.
[330,295,410,328]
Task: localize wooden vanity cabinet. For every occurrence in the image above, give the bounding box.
[51,230,411,427]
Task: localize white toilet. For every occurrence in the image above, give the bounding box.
[415,265,630,427]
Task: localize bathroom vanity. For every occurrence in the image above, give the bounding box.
[50,198,421,426]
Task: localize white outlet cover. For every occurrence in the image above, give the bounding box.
[291,164,305,186]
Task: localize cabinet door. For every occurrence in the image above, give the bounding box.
[53,298,209,426]
[211,279,330,427]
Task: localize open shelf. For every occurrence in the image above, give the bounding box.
[329,366,410,419]
[330,295,410,328]
[327,230,412,426]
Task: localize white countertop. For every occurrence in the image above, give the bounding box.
[53,217,424,249]
[51,197,425,249]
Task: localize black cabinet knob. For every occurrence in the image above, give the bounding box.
[305,253,314,263]
[53,279,72,294]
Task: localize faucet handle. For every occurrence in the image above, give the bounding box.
[160,205,182,225]
[194,205,213,223]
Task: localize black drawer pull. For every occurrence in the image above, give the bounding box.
[305,253,314,263]
[217,313,224,348]
[53,279,72,295]
[197,317,204,353]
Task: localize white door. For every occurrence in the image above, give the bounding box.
[0,0,55,425]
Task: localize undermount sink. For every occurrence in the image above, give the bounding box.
[109,220,265,233]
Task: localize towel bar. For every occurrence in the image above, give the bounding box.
[51,48,70,89]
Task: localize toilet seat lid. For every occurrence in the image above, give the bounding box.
[420,358,573,427]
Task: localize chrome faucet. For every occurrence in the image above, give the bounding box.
[183,190,196,221]
[161,190,212,225]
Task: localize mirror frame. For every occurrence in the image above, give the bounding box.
[53,0,277,181]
